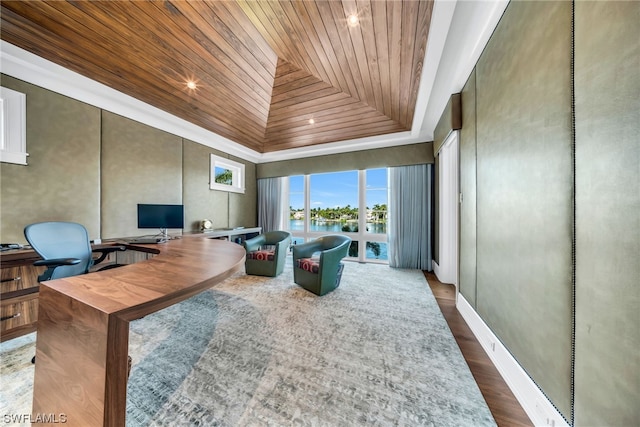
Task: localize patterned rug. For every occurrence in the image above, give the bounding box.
[1,260,495,426]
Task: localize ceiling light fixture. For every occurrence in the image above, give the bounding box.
[347,14,359,27]
[186,80,197,90]
[308,118,315,125]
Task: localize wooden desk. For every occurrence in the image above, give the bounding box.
[31,237,245,426]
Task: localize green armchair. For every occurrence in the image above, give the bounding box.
[293,235,351,296]
[243,231,291,277]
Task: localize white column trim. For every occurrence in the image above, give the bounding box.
[435,130,459,285]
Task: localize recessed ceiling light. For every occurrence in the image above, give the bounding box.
[309,118,315,125]
[186,80,197,90]
[347,14,359,27]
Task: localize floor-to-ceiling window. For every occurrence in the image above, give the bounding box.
[287,169,388,264]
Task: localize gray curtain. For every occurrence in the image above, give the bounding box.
[388,164,433,270]
[257,177,285,233]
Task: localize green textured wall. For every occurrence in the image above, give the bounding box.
[459,70,477,306]
[455,1,639,424]
[100,112,183,239]
[183,142,230,232]
[477,0,573,419]
[257,142,433,179]
[433,94,462,155]
[228,154,257,229]
[182,141,257,232]
[0,75,101,243]
[0,76,257,242]
[573,1,640,425]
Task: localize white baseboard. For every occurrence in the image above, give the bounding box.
[456,295,570,427]
[431,259,454,285]
[432,260,442,280]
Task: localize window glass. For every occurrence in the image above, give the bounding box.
[347,241,359,258]
[310,171,358,234]
[286,169,389,264]
[290,236,305,246]
[289,175,305,231]
[366,168,388,234]
[215,166,233,185]
[366,242,388,261]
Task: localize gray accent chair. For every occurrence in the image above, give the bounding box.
[293,235,351,296]
[243,231,291,277]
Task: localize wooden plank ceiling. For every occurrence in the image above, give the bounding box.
[1,1,433,153]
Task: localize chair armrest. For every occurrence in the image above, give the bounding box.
[34,258,82,267]
[275,236,292,254]
[293,241,323,260]
[92,245,126,265]
[244,235,266,253]
[319,240,350,267]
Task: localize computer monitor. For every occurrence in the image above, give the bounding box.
[137,204,184,239]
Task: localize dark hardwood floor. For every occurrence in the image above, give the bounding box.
[423,271,533,427]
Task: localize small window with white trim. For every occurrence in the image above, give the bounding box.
[210,154,245,193]
[0,86,27,165]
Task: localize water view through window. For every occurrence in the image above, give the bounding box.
[288,169,388,261]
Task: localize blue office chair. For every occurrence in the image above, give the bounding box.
[24,221,125,282]
[24,221,126,363]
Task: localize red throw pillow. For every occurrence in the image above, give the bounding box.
[247,249,275,261]
[296,257,320,273]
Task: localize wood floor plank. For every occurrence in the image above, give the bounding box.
[423,271,534,427]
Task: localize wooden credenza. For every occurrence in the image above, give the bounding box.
[0,250,44,341]
[201,226,262,242]
[30,237,245,426]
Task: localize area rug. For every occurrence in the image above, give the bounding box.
[1,260,495,426]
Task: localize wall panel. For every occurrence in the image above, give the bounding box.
[100,111,182,239]
[433,94,462,155]
[182,141,229,232]
[475,0,573,419]
[257,142,433,179]
[182,141,257,232]
[0,75,101,242]
[228,154,257,229]
[459,70,477,306]
[573,1,640,425]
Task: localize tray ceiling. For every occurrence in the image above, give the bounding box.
[1,0,433,153]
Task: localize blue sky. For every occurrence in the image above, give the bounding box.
[289,169,387,210]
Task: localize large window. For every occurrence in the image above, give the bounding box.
[287,169,388,263]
